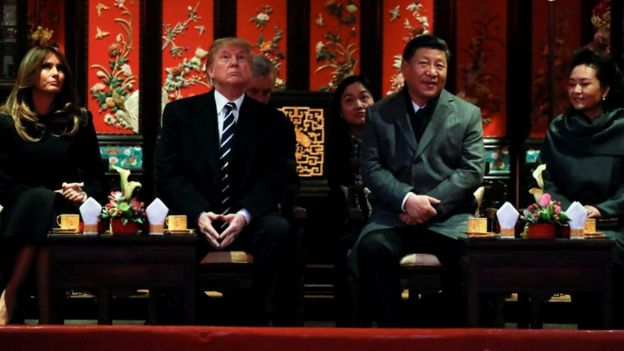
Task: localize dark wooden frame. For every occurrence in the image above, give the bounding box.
[0,0,28,99]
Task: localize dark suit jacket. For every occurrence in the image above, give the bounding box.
[359,88,485,240]
[154,90,289,225]
[273,108,298,188]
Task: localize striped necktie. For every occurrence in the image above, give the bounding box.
[219,101,236,223]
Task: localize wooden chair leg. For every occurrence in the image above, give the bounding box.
[148,289,158,325]
[530,295,544,329]
[517,293,530,328]
[493,294,506,327]
[98,289,112,325]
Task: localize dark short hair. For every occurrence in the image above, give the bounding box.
[571,46,624,110]
[402,34,451,62]
[251,54,274,78]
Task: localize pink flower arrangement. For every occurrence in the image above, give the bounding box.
[101,191,146,225]
[100,167,146,225]
[521,193,569,225]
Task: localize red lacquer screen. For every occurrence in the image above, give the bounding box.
[381,0,434,97]
[162,0,214,103]
[456,0,507,137]
[236,0,287,89]
[87,0,141,134]
[530,0,581,138]
[309,0,361,91]
[27,0,65,51]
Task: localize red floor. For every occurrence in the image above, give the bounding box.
[1,326,624,351]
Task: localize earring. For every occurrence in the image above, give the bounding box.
[602,95,607,101]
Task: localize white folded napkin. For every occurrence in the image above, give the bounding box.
[565,201,587,230]
[146,198,169,225]
[496,202,519,229]
[79,197,102,225]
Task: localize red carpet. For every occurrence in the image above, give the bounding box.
[1,326,624,351]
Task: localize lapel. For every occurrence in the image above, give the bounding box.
[392,92,418,153]
[228,95,256,162]
[414,90,452,159]
[190,90,220,173]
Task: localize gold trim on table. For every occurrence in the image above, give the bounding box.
[50,228,81,234]
[466,232,497,239]
[584,232,606,239]
[164,229,195,235]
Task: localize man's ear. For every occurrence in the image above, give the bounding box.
[400,60,409,77]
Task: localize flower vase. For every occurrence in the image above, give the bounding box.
[527,223,557,239]
[110,219,139,235]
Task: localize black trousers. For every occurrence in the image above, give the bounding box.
[197,212,294,325]
[356,226,461,327]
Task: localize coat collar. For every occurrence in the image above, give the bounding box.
[393,88,454,157]
[394,89,417,152]
[415,89,453,158]
[189,90,220,172]
[228,95,258,161]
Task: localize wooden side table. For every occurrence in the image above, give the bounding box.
[39,233,197,324]
[461,238,614,328]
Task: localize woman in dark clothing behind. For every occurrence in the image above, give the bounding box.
[539,46,624,328]
[326,75,375,326]
[0,46,106,324]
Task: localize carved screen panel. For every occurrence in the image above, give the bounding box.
[161,0,214,103]
[309,0,361,91]
[456,0,507,137]
[278,106,325,177]
[27,0,65,51]
[87,0,141,134]
[530,0,581,138]
[236,0,287,89]
[381,0,434,97]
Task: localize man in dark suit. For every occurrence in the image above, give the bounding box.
[154,37,293,324]
[246,54,298,189]
[245,54,302,325]
[351,34,485,326]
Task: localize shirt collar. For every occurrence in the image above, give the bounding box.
[401,86,424,114]
[214,89,245,115]
[411,100,425,113]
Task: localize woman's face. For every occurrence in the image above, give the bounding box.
[567,64,609,118]
[35,52,65,95]
[340,82,374,126]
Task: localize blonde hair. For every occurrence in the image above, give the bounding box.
[206,37,252,86]
[0,46,80,142]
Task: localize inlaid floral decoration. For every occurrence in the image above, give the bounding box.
[100,145,143,170]
[89,0,138,133]
[387,2,429,95]
[29,26,54,47]
[314,0,359,91]
[162,3,210,101]
[456,16,503,127]
[531,21,573,137]
[249,4,285,89]
[590,0,610,52]
[27,0,66,50]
